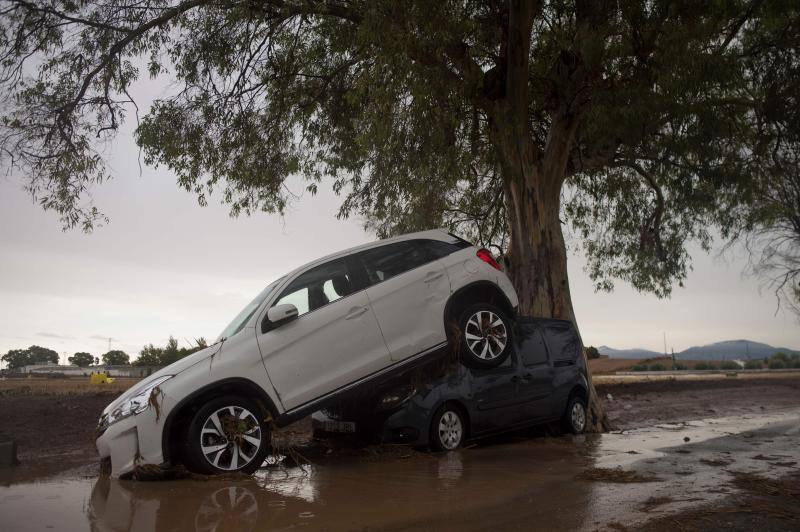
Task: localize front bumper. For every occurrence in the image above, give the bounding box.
[96,408,165,478]
[379,401,432,446]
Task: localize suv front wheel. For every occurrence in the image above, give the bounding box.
[184,396,272,475]
[457,303,512,368]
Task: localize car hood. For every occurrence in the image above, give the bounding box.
[102,342,224,415]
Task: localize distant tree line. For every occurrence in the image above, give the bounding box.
[1,345,59,369]
[133,337,208,367]
[1,336,208,370]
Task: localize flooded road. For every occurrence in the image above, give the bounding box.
[1,408,799,531]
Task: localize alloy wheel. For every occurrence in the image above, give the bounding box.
[438,410,463,450]
[200,405,262,471]
[464,310,507,360]
[571,401,586,433]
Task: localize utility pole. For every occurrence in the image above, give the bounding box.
[663,332,668,358]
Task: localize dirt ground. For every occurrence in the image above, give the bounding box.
[596,375,800,430]
[1,374,799,530]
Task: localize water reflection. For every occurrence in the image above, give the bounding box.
[84,440,594,531]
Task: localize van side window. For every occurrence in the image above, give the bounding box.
[273,259,354,317]
[546,325,581,361]
[358,242,429,285]
[517,325,549,366]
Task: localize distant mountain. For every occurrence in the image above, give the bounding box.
[597,346,664,359]
[676,340,800,361]
[597,339,799,361]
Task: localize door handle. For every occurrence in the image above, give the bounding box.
[345,306,369,320]
[424,271,444,282]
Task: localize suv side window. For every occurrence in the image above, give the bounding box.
[415,239,467,261]
[358,241,429,285]
[517,324,549,366]
[545,325,581,362]
[272,259,355,317]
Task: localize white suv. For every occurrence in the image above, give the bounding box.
[96,229,518,477]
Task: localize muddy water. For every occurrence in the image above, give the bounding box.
[1,409,799,531]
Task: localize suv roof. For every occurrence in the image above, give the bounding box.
[282,229,470,281]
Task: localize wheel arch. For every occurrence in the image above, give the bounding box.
[443,281,516,333]
[431,399,472,443]
[161,377,279,465]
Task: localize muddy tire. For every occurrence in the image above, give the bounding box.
[563,396,587,434]
[457,303,512,369]
[184,396,271,475]
[430,403,466,451]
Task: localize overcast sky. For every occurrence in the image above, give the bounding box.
[1,84,798,366]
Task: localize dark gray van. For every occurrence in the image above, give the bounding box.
[312,317,590,451]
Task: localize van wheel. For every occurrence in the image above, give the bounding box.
[184,396,272,475]
[563,396,587,434]
[457,303,511,368]
[430,404,466,451]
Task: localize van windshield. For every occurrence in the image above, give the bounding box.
[217,277,284,341]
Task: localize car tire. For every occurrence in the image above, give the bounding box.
[563,395,587,434]
[457,303,512,369]
[430,404,466,451]
[184,396,272,475]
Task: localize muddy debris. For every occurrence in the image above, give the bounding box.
[731,471,800,500]
[125,463,255,482]
[699,458,734,467]
[577,467,661,483]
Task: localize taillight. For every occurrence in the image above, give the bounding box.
[476,248,502,271]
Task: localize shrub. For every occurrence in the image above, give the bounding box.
[631,364,649,371]
[673,363,688,370]
[744,360,763,370]
[768,359,786,369]
[695,362,716,370]
[648,363,666,371]
[585,346,601,359]
[791,360,800,369]
[771,352,790,363]
[719,361,740,370]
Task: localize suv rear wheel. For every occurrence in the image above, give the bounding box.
[457,303,512,368]
[184,396,272,475]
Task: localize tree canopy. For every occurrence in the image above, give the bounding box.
[101,349,130,365]
[0,0,796,312]
[68,351,94,367]
[1,345,59,369]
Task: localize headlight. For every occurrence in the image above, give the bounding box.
[104,375,173,427]
[376,384,416,411]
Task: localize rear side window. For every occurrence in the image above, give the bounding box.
[358,241,429,285]
[545,325,581,362]
[273,259,355,317]
[516,324,549,366]
[415,238,470,260]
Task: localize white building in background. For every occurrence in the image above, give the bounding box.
[9,362,160,378]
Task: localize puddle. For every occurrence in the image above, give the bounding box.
[1,408,798,531]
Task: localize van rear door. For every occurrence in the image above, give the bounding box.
[514,321,556,420]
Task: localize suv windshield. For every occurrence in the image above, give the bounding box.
[217,277,284,340]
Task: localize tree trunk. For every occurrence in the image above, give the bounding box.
[492,117,610,433]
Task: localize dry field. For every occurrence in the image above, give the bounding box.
[0,377,140,397]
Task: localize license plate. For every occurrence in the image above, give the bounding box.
[323,420,356,433]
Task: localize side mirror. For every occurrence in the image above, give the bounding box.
[267,303,299,325]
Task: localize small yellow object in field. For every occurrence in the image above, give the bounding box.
[90,372,116,384]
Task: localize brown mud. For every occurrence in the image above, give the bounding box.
[0,376,799,530]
